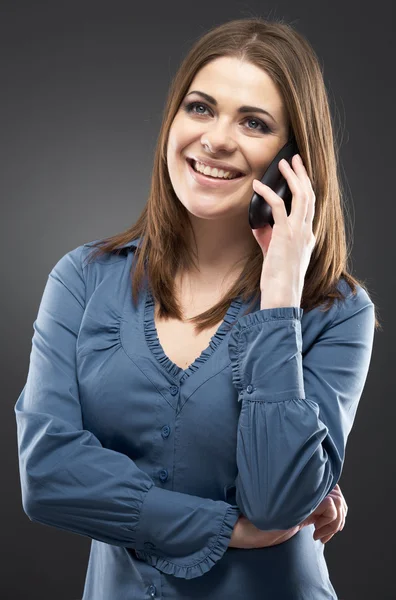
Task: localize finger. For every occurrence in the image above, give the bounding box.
[340,502,346,531]
[290,155,316,227]
[291,154,315,203]
[313,520,340,539]
[320,496,338,523]
[300,514,317,527]
[303,193,316,229]
[331,496,343,531]
[318,533,334,544]
[314,503,341,535]
[328,489,348,531]
[279,155,311,225]
[314,501,343,538]
[329,484,342,498]
[330,489,347,515]
[252,179,288,228]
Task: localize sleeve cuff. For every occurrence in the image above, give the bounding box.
[228,306,304,400]
[235,306,303,329]
[133,485,240,579]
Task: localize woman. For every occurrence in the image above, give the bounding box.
[15,17,378,600]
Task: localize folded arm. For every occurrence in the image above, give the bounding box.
[228,290,375,530]
[15,246,240,580]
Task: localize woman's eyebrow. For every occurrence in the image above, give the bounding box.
[185,90,278,124]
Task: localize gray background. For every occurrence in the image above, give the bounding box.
[2,0,393,598]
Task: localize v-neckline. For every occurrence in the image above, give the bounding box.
[143,286,244,383]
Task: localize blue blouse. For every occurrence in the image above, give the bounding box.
[15,237,375,600]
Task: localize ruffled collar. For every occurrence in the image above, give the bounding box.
[143,287,244,383]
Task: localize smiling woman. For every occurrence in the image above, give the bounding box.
[165,56,288,225]
[84,18,380,334]
[15,15,378,600]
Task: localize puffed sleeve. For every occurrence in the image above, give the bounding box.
[14,246,240,580]
[228,286,375,531]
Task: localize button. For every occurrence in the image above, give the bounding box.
[159,468,168,482]
[148,584,156,597]
[170,385,179,395]
[144,541,156,551]
[161,425,171,438]
[246,384,253,393]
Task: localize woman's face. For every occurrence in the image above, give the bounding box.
[166,56,289,220]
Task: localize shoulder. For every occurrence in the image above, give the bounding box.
[52,236,140,272]
[47,236,137,290]
[45,238,139,313]
[333,278,374,321]
[81,237,135,267]
[302,277,375,346]
[312,277,375,343]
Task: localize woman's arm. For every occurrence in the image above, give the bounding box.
[228,286,375,531]
[15,246,240,580]
[229,514,301,548]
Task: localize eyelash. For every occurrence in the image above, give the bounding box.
[183,101,272,134]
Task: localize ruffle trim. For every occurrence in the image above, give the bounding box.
[144,288,244,383]
[228,306,303,393]
[134,505,240,580]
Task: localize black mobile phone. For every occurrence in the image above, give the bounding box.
[248,136,300,229]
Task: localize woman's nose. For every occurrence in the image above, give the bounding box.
[201,120,237,153]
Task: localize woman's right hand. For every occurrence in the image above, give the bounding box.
[228,514,301,549]
[229,483,347,548]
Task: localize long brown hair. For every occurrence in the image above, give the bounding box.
[86,16,382,333]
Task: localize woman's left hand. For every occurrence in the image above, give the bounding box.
[298,483,348,544]
[251,154,317,309]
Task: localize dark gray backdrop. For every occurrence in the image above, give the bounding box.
[2,1,393,598]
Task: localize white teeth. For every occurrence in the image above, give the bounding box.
[192,160,240,179]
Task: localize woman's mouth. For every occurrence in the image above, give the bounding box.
[186,158,246,188]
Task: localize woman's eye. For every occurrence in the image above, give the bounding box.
[186,102,209,115]
[183,101,271,134]
[246,118,266,132]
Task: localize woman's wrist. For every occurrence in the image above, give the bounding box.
[228,514,242,548]
[228,514,302,549]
